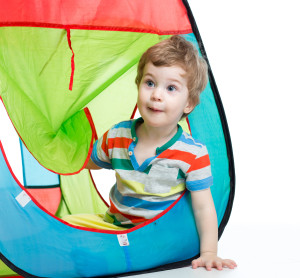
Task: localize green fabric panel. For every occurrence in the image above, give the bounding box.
[0,27,170,173]
[59,170,108,217]
[0,260,17,277]
[55,193,71,218]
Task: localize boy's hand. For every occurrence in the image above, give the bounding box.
[191,252,237,271]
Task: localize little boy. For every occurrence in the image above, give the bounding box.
[65,36,236,270]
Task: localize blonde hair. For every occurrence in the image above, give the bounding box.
[135,35,208,117]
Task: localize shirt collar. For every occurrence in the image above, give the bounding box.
[131,117,183,154]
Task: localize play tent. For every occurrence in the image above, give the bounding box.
[0,0,235,277]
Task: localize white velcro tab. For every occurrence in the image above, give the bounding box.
[117,234,130,246]
[15,190,31,207]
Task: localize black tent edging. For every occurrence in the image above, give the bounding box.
[182,0,236,240]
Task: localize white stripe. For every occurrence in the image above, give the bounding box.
[153,158,190,173]
[108,127,132,140]
[116,168,185,193]
[109,149,130,160]
[186,165,212,182]
[110,191,161,219]
[115,182,182,203]
[170,142,208,160]
[96,138,110,163]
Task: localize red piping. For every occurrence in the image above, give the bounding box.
[84,107,98,141]
[66,29,75,91]
[186,116,192,135]
[0,22,192,35]
[130,104,138,119]
[89,170,110,208]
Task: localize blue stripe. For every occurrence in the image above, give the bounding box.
[112,120,132,129]
[91,141,112,169]
[114,187,174,211]
[186,176,213,191]
[123,246,132,272]
[178,133,204,147]
[128,143,139,170]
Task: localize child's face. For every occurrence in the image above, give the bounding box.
[137,62,193,130]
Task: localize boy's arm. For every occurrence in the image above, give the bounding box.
[191,189,237,271]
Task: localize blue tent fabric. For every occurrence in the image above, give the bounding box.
[0,142,200,278]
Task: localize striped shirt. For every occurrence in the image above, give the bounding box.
[91,118,213,227]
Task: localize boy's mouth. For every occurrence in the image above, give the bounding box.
[148,106,163,112]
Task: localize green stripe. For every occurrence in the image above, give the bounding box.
[144,165,152,174]
[177,169,186,180]
[112,158,134,170]
[156,125,183,154]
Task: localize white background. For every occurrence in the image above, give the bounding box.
[1,0,300,277]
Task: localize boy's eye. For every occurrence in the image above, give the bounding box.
[167,85,176,92]
[146,80,155,87]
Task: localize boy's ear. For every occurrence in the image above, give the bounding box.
[183,100,195,114]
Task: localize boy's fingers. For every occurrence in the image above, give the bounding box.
[223,259,237,269]
[192,258,237,271]
[191,258,203,269]
[215,261,223,270]
[205,261,213,271]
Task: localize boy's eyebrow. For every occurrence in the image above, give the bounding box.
[143,73,154,78]
[144,73,183,84]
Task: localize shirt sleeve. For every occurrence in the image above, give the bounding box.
[185,145,213,191]
[90,129,113,169]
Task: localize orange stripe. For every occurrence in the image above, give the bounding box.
[101,131,109,157]
[187,154,211,173]
[109,201,148,224]
[157,149,195,164]
[107,137,132,150]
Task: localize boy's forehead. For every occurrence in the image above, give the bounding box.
[143,62,187,79]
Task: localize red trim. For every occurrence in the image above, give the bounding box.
[186,117,192,134]
[0,22,192,35]
[0,140,187,235]
[66,29,75,91]
[83,107,98,140]
[81,107,98,170]
[89,170,110,208]
[130,104,138,119]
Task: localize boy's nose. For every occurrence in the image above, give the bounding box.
[151,88,163,101]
